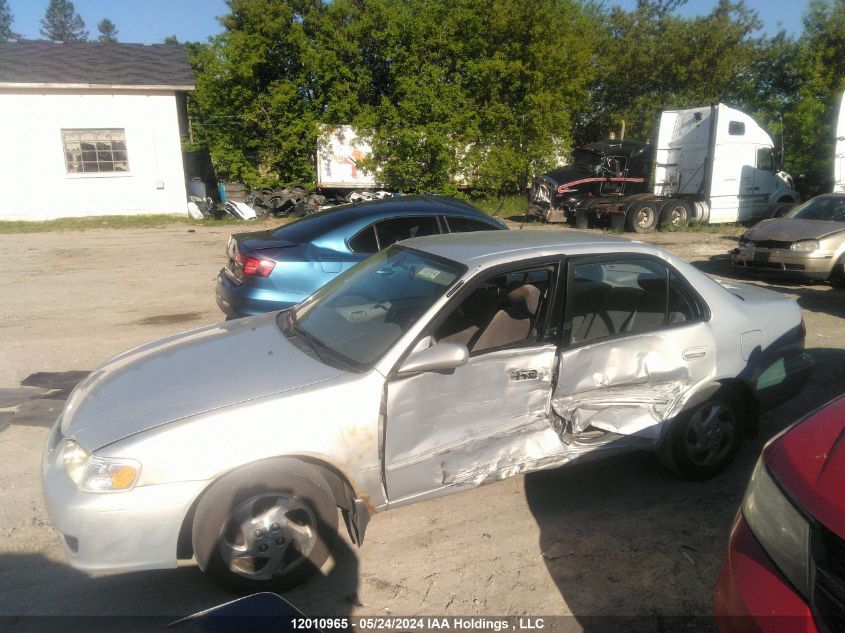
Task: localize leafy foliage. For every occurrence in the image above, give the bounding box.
[97,18,118,43]
[189,0,595,192]
[40,0,88,41]
[186,0,845,198]
[580,0,761,143]
[781,0,845,195]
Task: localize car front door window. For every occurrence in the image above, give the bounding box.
[553,256,715,439]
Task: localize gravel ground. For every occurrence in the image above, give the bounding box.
[1,218,842,631]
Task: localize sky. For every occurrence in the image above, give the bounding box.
[7,0,811,44]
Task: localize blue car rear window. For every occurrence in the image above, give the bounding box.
[270,206,356,243]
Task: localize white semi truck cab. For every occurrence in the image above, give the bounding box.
[529,103,800,232]
[655,104,799,223]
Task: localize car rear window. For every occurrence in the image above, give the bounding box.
[270,206,354,243]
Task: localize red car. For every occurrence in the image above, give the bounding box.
[714,395,845,633]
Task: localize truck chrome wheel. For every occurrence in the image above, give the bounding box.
[683,402,736,467]
[219,492,317,580]
[659,200,689,228]
[627,201,658,233]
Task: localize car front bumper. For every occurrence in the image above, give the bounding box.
[714,513,818,633]
[215,269,300,318]
[730,248,834,280]
[41,422,208,573]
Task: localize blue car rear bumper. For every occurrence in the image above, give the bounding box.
[215,270,301,318]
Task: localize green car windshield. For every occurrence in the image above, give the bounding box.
[786,196,845,222]
[285,246,465,369]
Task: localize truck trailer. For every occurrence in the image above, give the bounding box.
[528,103,800,232]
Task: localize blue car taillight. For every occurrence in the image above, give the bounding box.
[236,252,276,277]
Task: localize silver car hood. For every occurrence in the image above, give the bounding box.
[61,313,344,450]
[746,218,845,242]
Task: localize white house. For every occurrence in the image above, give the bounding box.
[0,40,195,220]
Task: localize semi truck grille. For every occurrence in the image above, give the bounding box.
[530,180,552,206]
[813,523,845,633]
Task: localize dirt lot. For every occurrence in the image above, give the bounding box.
[1,219,843,630]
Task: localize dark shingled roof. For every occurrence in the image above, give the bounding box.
[0,40,195,89]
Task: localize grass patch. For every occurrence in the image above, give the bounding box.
[673,221,744,235]
[471,194,529,218]
[0,214,260,234]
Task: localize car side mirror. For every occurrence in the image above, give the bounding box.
[397,342,468,375]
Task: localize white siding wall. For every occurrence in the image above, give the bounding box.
[0,89,188,220]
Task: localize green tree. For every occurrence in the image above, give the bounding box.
[0,0,17,40]
[163,35,180,44]
[40,0,88,41]
[579,0,761,144]
[190,0,597,193]
[189,0,329,186]
[782,0,845,196]
[97,18,118,42]
[359,0,596,193]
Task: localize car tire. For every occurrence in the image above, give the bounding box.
[626,201,659,234]
[192,458,338,593]
[609,213,625,233]
[659,387,744,479]
[829,255,845,288]
[574,208,589,230]
[658,200,689,230]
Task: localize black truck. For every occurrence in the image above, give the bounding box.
[528,139,656,231]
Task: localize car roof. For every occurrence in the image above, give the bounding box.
[400,229,659,267]
[328,194,485,219]
[270,195,492,243]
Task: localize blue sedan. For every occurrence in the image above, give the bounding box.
[215,195,507,318]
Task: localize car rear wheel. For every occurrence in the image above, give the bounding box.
[626,201,659,233]
[829,255,845,288]
[659,388,744,479]
[192,459,338,592]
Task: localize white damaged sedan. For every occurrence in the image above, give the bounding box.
[42,230,813,591]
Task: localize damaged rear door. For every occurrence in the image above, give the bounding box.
[383,261,566,504]
[552,256,715,443]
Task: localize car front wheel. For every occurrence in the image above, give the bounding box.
[659,389,744,479]
[192,459,338,592]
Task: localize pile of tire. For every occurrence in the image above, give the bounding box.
[248,186,328,217]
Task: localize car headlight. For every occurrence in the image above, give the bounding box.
[58,440,141,492]
[738,237,752,248]
[742,457,810,598]
[790,240,819,252]
[59,439,89,484]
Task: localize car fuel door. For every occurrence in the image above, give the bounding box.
[552,257,716,442]
[383,264,565,504]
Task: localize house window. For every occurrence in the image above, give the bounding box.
[62,129,129,174]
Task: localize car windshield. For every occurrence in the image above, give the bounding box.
[283,246,466,369]
[573,149,604,174]
[785,196,845,222]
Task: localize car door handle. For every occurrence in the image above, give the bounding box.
[683,347,708,360]
[511,369,542,381]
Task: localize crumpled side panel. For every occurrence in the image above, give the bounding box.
[552,334,695,437]
[384,345,558,501]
